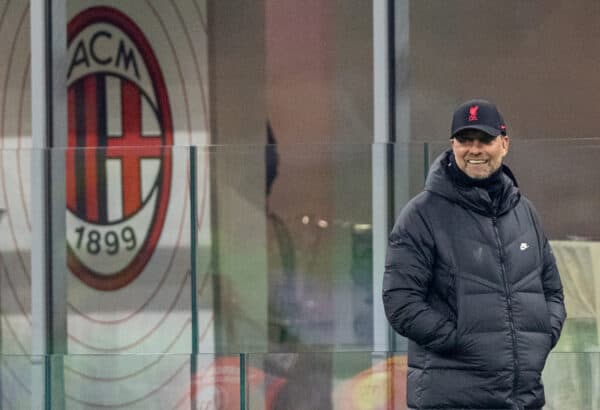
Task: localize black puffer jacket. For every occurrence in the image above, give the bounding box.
[383,150,566,410]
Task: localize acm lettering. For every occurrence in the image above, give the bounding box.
[67,29,141,80]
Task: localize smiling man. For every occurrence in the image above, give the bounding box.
[383,99,566,410]
[450,100,509,180]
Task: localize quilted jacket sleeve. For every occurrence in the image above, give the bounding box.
[382,200,457,353]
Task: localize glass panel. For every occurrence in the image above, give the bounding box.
[55,353,238,409]
[0,352,598,409]
[0,355,36,409]
[391,138,600,410]
[393,141,433,214]
[509,139,600,354]
[0,148,33,404]
[407,139,600,356]
[205,143,378,352]
[205,144,268,354]
[265,143,373,351]
[248,351,408,410]
[544,352,600,410]
[1,140,599,407]
[245,352,600,410]
[192,145,214,355]
[59,146,194,356]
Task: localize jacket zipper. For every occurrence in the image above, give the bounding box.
[492,215,519,402]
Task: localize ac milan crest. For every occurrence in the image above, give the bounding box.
[66,7,173,291]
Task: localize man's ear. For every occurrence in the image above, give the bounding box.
[502,135,510,154]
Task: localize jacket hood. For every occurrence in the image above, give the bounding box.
[424,149,520,216]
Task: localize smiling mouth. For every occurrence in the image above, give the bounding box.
[467,159,487,164]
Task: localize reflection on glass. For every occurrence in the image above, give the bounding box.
[423,139,600,358]
[544,352,600,410]
[0,139,598,407]
[64,147,194,359]
[250,352,408,410]
[265,143,374,351]
[59,354,238,408]
[0,149,33,407]
[0,355,34,409]
[551,240,600,353]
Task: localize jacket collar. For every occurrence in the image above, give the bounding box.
[424,149,521,217]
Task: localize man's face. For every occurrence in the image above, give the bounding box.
[451,129,509,179]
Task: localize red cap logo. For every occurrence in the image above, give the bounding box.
[468,105,479,122]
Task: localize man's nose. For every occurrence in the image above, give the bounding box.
[470,139,484,152]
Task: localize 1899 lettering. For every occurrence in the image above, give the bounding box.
[74,226,137,255]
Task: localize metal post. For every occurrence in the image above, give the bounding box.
[240,353,246,410]
[372,0,393,354]
[390,0,411,353]
[190,146,199,410]
[30,0,67,409]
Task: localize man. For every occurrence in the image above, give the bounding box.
[383,99,566,410]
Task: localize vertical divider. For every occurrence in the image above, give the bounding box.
[190,146,199,409]
[31,0,68,407]
[240,352,247,410]
[45,354,51,409]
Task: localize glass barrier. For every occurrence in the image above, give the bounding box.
[247,351,406,410]
[0,149,32,346]
[425,138,600,354]
[56,146,195,357]
[1,141,600,407]
[0,352,599,409]
[0,355,36,409]
[544,352,600,410]
[203,143,380,353]
[58,353,241,409]
[244,352,600,410]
